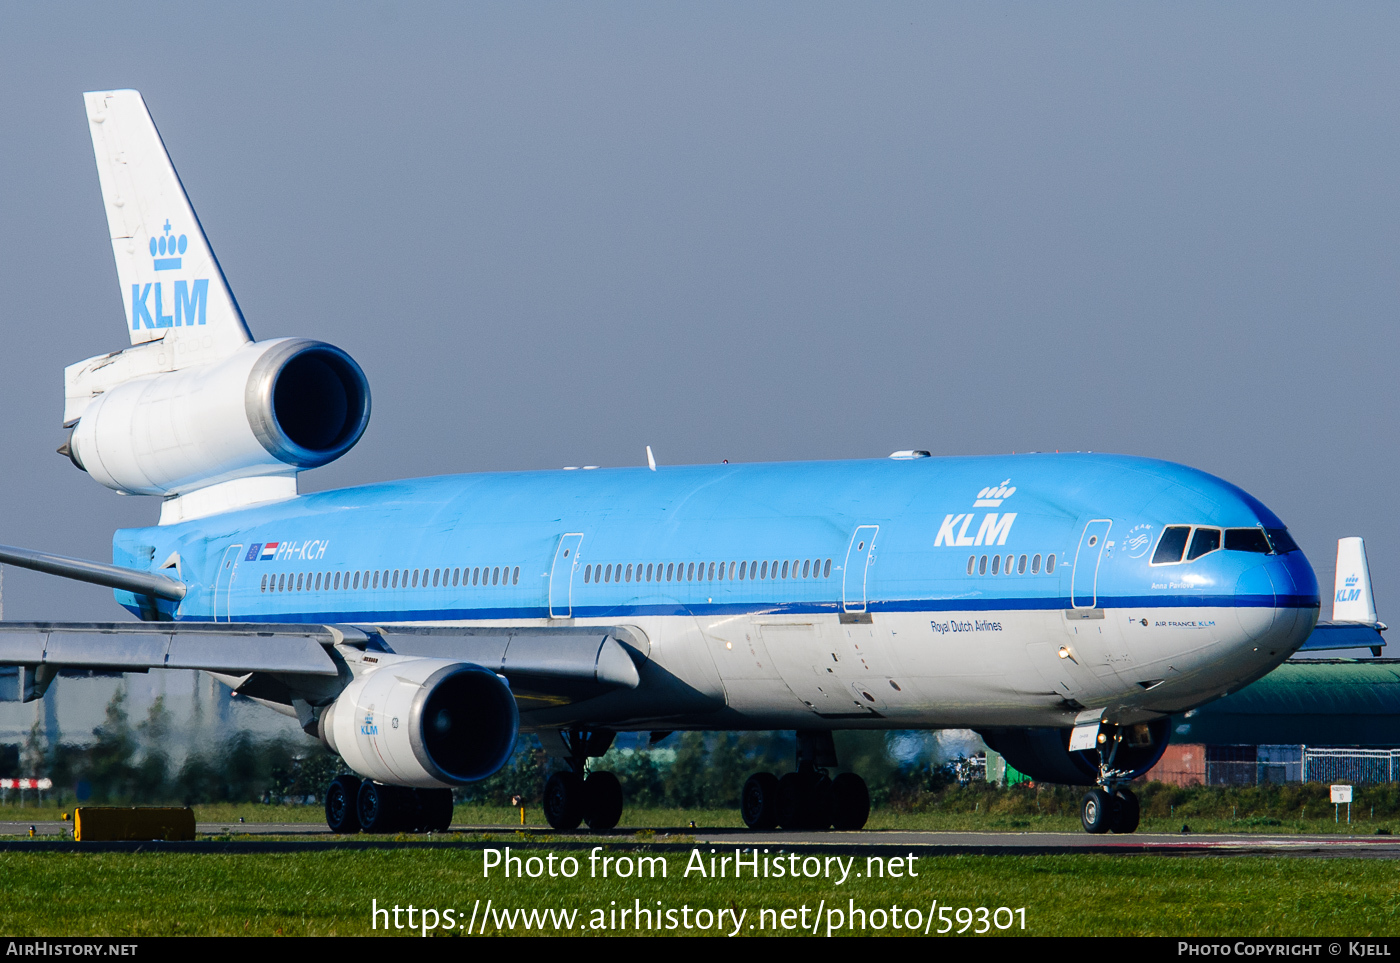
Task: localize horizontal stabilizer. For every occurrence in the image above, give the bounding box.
[0,543,185,601]
[1296,620,1385,653]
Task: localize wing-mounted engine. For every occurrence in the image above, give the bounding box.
[318,657,520,789]
[65,337,370,500]
[977,719,1170,786]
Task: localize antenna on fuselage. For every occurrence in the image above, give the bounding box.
[646,446,657,471]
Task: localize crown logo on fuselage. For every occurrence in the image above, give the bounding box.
[149,219,187,271]
[974,480,1015,508]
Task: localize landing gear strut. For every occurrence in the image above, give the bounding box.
[742,730,869,831]
[542,729,624,832]
[1080,724,1143,835]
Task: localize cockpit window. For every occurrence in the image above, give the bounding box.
[1186,527,1221,560]
[1152,526,1191,564]
[1225,528,1272,554]
[1266,528,1300,554]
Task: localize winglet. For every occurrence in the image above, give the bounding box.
[1333,536,1378,624]
[84,90,251,365]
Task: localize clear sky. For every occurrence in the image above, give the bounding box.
[2,2,1397,621]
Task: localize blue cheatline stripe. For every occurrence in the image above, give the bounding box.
[157,593,1319,624]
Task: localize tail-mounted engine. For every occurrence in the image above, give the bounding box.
[64,338,370,497]
[319,658,519,789]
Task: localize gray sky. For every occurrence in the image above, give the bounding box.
[1,2,1397,621]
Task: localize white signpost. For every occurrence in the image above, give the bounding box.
[1331,784,1353,823]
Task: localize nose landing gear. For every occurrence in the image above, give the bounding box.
[1080,724,1146,834]
[741,730,870,831]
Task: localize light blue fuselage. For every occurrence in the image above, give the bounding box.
[112,453,1320,731]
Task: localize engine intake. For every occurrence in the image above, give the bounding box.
[321,658,519,789]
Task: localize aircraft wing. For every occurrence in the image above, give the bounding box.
[0,621,643,707]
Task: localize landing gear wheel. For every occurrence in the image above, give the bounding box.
[1112,788,1140,834]
[358,780,410,833]
[778,771,835,830]
[583,771,623,831]
[418,788,455,833]
[741,772,781,830]
[325,774,362,833]
[543,771,585,831]
[831,772,870,830]
[1080,788,1115,834]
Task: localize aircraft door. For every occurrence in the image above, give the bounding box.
[842,525,879,613]
[1071,520,1112,609]
[549,533,584,618]
[214,544,243,622]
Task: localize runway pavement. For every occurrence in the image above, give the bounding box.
[1,821,1397,856]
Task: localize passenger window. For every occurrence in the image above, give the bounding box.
[493,567,501,585]
[991,555,1000,575]
[687,562,695,581]
[433,569,441,587]
[978,555,987,575]
[1226,528,1272,554]
[513,567,520,585]
[759,561,767,579]
[645,563,653,581]
[1187,527,1222,561]
[1265,528,1300,554]
[739,561,747,580]
[295,573,302,591]
[314,573,321,590]
[967,556,975,575]
[823,559,832,578]
[1018,555,1027,574]
[665,563,673,581]
[1032,554,1041,574]
[781,560,789,578]
[1152,527,1191,565]
[626,563,633,582]
[1047,554,1056,573]
[802,560,811,578]
[372,571,379,589]
[1005,555,1014,574]
[261,574,268,592]
[452,568,459,586]
[584,565,592,584]
[708,562,716,580]
[353,572,361,590]
[730,561,738,580]
[412,570,419,588]
[472,567,480,586]
[391,570,399,588]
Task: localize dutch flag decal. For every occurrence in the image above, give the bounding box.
[260,542,279,560]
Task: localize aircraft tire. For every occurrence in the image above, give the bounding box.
[584,771,624,831]
[543,771,586,831]
[417,787,455,833]
[358,780,411,833]
[742,772,781,829]
[1080,788,1115,834]
[325,774,362,833]
[831,772,870,830]
[1113,788,1140,834]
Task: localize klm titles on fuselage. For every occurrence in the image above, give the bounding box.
[935,480,1019,548]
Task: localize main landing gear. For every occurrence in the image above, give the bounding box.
[741,730,870,831]
[542,729,624,832]
[324,774,454,834]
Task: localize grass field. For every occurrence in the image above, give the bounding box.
[0,848,1395,936]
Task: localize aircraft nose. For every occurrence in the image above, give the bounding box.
[1233,549,1319,651]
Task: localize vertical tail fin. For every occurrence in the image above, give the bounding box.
[1332,536,1378,624]
[84,90,251,365]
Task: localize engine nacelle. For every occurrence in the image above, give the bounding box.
[320,659,519,789]
[977,719,1170,786]
[68,338,370,496]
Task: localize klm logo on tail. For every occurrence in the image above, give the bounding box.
[1337,573,1362,604]
[131,219,207,330]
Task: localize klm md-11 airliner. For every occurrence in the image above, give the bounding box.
[0,91,1320,835]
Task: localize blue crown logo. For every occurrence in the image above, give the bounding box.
[1346,574,1360,587]
[149,219,187,271]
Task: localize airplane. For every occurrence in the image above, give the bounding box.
[0,89,1320,836]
